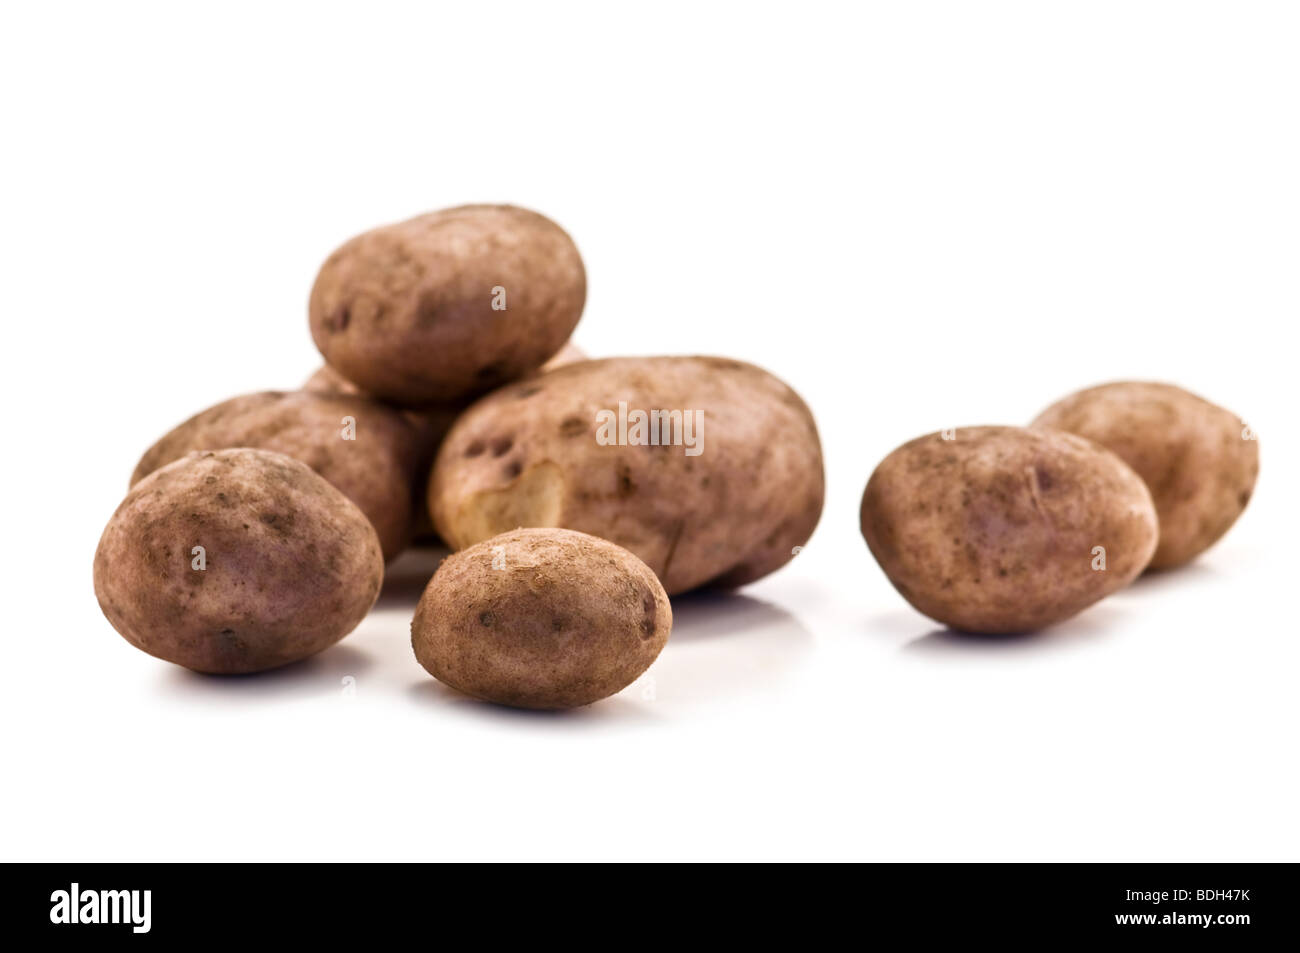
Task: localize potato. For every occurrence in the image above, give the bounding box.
[411,528,670,709]
[428,356,824,595]
[860,426,1158,634]
[95,449,383,674]
[1031,382,1259,569]
[131,390,421,560]
[301,366,461,540]
[309,204,586,405]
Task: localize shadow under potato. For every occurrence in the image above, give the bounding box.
[1124,559,1220,594]
[647,590,815,703]
[159,642,375,701]
[901,603,1121,655]
[375,544,450,607]
[667,589,810,642]
[404,678,661,726]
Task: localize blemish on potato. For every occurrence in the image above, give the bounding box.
[411,528,670,709]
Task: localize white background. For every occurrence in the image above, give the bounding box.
[2,2,1296,861]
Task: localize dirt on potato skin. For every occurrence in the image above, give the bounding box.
[1032,381,1259,570]
[411,527,671,710]
[860,425,1159,634]
[131,390,422,560]
[96,448,384,674]
[427,356,825,596]
[309,204,586,405]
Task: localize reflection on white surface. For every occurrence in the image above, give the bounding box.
[641,591,815,706]
[405,677,663,727]
[1110,560,1220,599]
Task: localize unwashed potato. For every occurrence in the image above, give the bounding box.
[302,364,461,491]
[131,391,421,560]
[411,528,670,709]
[1031,381,1259,569]
[302,365,458,542]
[309,204,586,405]
[860,426,1158,634]
[428,356,825,595]
[95,449,383,674]
[304,343,588,542]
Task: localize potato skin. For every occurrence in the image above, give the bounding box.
[428,356,825,595]
[302,343,585,398]
[95,449,384,674]
[411,528,670,709]
[131,391,421,560]
[1031,382,1259,569]
[860,426,1158,634]
[309,204,586,405]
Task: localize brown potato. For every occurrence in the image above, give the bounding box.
[95,449,384,674]
[1031,382,1259,569]
[860,426,1158,634]
[411,528,670,709]
[301,341,586,539]
[427,356,824,595]
[131,391,421,560]
[302,363,459,482]
[309,204,586,405]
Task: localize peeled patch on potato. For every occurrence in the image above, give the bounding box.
[860,426,1158,634]
[428,356,825,595]
[131,390,422,560]
[411,528,671,709]
[1032,381,1259,570]
[95,449,384,674]
[309,204,586,405]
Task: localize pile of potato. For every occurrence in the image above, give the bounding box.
[92,203,1260,707]
[93,205,825,708]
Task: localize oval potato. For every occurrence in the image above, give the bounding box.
[860,426,1158,633]
[411,528,671,709]
[309,204,586,405]
[131,390,421,560]
[95,449,384,673]
[428,356,825,595]
[1031,381,1259,569]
